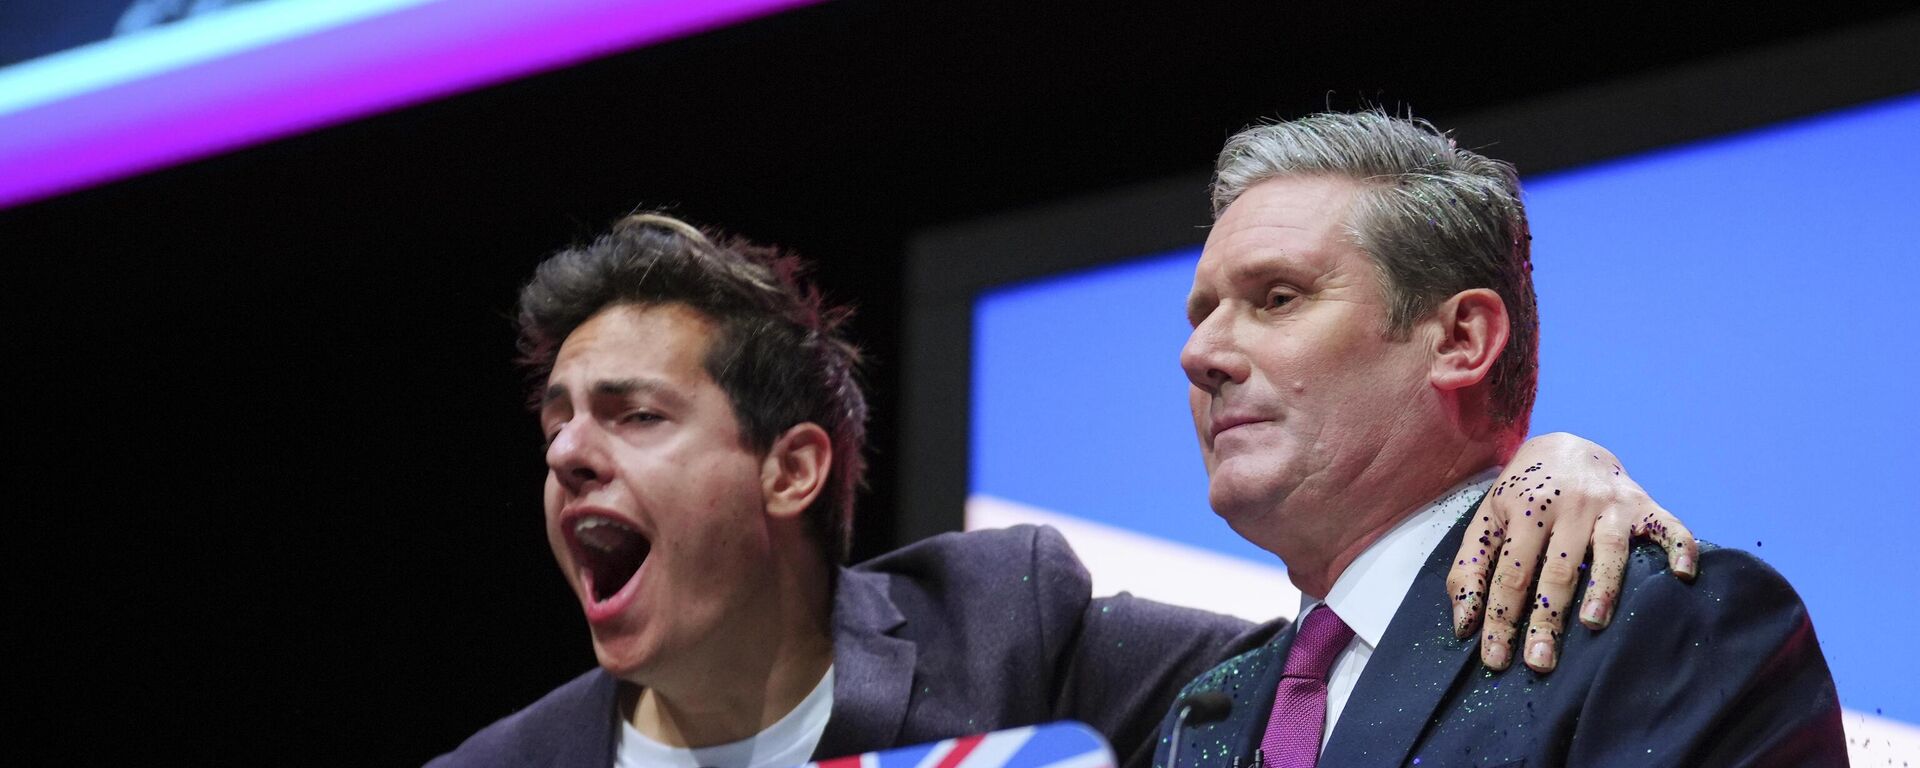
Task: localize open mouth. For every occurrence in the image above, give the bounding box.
[572,517,652,604]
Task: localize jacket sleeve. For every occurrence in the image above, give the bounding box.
[1030,527,1261,768]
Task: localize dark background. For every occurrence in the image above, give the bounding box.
[6,2,1916,763]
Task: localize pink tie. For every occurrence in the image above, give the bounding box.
[1259,604,1354,768]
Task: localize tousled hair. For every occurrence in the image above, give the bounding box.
[517,213,867,564]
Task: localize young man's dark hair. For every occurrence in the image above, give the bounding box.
[516,213,868,563]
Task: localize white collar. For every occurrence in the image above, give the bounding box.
[1300,468,1500,648]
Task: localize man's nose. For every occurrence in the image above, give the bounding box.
[1180,310,1246,394]
[546,418,613,494]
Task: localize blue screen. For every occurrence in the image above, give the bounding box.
[972,94,1920,725]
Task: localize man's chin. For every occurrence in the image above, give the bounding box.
[1208,468,1290,518]
[589,632,656,681]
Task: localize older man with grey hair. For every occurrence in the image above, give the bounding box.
[1156,111,1844,767]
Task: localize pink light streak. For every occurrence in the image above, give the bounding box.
[0,0,821,210]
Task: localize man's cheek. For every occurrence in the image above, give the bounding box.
[1192,430,1217,473]
[1188,390,1211,443]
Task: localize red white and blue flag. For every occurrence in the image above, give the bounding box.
[805,722,1114,768]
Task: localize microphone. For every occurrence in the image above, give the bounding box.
[1166,691,1232,768]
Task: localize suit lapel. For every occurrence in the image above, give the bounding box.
[1317,504,1482,767]
[1238,625,1297,762]
[1165,618,1295,768]
[813,568,917,760]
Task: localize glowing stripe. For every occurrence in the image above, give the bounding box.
[0,0,821,209]
[0,0,438,115]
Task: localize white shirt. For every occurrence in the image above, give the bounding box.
[1302,468,1499,752]
[615,666,835,768]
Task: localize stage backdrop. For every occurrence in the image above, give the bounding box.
[968,94,1920,761]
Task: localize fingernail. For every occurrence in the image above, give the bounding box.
[1674,554,1696,579]
[1484,639,1510,670]
[1452,604,1470,636]
[1581,598,1609,627]
[1527,639,1554,671]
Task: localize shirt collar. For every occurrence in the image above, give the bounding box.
[1299,467,1500,648]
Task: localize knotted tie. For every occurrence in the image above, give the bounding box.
[1258,604,1354,768]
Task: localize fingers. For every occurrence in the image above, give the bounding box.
[1447,495,1504,638]
[1480,511,1544,672]
[1522,521,1589,673]
[1634,504,1699,582]
[1470,433,1702,680]
[1580,504,1630,629]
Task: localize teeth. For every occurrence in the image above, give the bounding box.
[574,517,639,552]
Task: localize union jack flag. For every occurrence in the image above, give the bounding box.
[805,722,1115,768]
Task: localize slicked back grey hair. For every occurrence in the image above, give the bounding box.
[517,213,868,564]
[1212,110,1538,433]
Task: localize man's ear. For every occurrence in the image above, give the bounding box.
[1428,288,1510,392]
[762,422,833,520]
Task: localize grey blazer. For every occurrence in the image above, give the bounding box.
[429,525,1265,768]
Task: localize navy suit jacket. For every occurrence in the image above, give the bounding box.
[430,525,1264,768]
[1154,507,1846,767]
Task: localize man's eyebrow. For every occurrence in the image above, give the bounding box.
[540,378,667,407]
[593,378,666,398]
[1224,248,1305,284]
